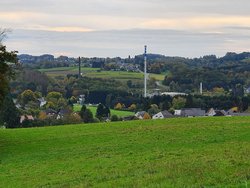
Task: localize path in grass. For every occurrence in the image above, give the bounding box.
[0,117,250,187]
[73,104,134,117]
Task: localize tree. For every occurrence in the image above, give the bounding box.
[64,113,82,124]
[0,95,20,128]
[46,91,67,110]
[114,103,122,110]
[19,89,36,105]
[38,111,47,120]
[96,103,110,119]
[79,105,93,123]
[0,30,18,106]
[128,104,136,111]
[111,115,119,122]
[148,104,160,116]
[143,112,151,120]
[172,97,187,109]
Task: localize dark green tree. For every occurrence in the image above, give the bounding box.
[96,103,110,119]
[111,115,119,122]
[0,35,18,106]
[79,105,93,123]
[0,95,20,128]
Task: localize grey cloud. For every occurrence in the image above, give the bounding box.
[1,0,250,17]
[5,28,250,58]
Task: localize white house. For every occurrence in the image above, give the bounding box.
[153,111,173,119]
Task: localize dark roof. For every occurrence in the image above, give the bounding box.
[214,110,227,116]
[45,108,57,114]
[181,108,205,117]
[58,109,72,115]
[135,111,147,117]
[161,110,173,118]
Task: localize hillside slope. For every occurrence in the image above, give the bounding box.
[0,117,250,187]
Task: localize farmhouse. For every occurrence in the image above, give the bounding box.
[135,111,150,119]
[20,115,34,123]
[153,110,173,119]
[206,108,227,116]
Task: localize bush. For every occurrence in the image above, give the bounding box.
[92,118,100,123]
[111,115,119,122]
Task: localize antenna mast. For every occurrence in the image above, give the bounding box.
[200,82,203,95]
[144,45,147,98]
[78,56,81,79]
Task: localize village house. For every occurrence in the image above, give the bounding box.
[135,111,150,119]
[206,108,227,116]
[20,115,34,124]
[153,110,173,119]
[180,108,206,117]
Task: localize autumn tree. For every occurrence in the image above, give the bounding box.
[114,103,122,110]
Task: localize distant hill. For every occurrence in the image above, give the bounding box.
[18,54,76,64]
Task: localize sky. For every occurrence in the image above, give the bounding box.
[1,0,250,58]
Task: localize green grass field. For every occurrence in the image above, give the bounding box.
[39,66,165,81]
[1,117,250,187]
[73,104,135,117]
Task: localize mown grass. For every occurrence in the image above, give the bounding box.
[1,117,250,187]
[73,104,135,117]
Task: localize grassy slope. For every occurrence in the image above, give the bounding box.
[1,117,250,187]
[73,104,134,117]
[39,67,165,81]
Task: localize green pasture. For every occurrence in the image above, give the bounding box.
[39,67,165,81]
[73,104,135,117]
[1,117,250,187]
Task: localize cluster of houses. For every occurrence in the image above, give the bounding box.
[20,108,73,124]
[134,108,250,120]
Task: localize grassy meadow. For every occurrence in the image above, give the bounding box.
[1,117,250,187]
[73,104,135,117]
[39,66,165,82]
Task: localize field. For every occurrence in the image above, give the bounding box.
[1,117,250,187]
[38,66,165,82]
[73,104,135,117]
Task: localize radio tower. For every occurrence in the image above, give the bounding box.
[144,45,147,98]
[78,56,81,79]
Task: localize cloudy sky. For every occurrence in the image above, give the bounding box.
[1,0,250,57]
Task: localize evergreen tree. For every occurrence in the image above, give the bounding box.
[96,103,110,119]
[96,103,105,119]
[79,105,93,123]
[0,95,20,128]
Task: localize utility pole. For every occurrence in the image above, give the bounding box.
[144,45,147,98]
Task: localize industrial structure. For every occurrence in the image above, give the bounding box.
[144,45,147,98]
[78,56,81,79]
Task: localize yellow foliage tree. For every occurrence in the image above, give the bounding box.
[38,111,47,120]
[128,104,136,111]
[114,103,122,110]
[143,112,151,120]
